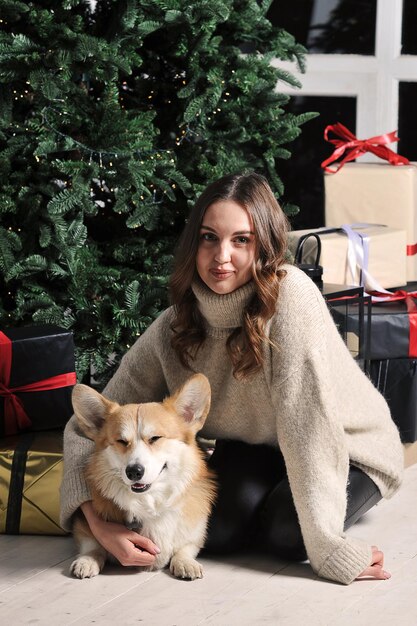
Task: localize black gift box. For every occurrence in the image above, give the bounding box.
[362,301,411,360]
[331,300,412,361]
[0,325,76,437]
[370,358,417,443]
[322,284,371,371]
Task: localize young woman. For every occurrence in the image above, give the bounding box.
[61,172,403,585]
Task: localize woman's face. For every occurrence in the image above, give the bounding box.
[196,200,256,294]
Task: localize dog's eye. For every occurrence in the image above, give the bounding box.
[149,436,162,445]
[117,439,129,447]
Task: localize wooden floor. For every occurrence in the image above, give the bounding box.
[1,462,416,626]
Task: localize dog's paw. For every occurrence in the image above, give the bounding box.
[169,556,203,580]
[70,556,101,579]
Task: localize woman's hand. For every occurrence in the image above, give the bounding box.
[81,501,160,567]
[356,545,391,580]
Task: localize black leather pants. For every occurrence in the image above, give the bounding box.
[204,440,382,560]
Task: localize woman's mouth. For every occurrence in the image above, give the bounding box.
[210,269,234,280]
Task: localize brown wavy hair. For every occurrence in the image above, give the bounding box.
[169,172,289,379]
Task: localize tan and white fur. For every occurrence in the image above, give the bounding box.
[70,374,216,580]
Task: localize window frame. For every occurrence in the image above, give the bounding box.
[274,0,417,161]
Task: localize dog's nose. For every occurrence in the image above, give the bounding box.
[125,464,145,482]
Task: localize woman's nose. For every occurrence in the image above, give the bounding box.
[214,242,231,264]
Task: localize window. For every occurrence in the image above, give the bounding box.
[269,0,417,227]
[267,0,377,55]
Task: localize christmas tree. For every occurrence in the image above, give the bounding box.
[0,0,315,386]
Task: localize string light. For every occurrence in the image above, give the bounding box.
[40,106,195,162]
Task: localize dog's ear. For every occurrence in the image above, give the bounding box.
[71,384,114,440]
[173,374,211,430]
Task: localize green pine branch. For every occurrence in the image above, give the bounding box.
[0,0,317,385]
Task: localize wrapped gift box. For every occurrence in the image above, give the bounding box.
[0,325,76,437]
[322,284,371,371]
[288,225,407,289]
[324,162,417,281]
[370,359,417,443]
[0,431,67,534]
[331,298,415,361]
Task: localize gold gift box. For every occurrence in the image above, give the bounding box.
[324,162,417,281]
[0,431,67,535]
[289,225,407,289]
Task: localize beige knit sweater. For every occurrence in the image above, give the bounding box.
[61,264,404,585]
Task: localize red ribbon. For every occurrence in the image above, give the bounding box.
[370,291,417,357]
[0,330,76,436]
[407,243,417,256]
[321,123,410,173]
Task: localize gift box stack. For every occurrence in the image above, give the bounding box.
[288,225,407,289]
[0,325,76,534]
[297,122,417,445]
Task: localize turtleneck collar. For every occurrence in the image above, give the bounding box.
[191,278,256,329]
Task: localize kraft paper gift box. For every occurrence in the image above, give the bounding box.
[370,359,417,443]
[0,325,76,437]
[0,431,67,535]
[288,225,407,289]
[324,162,417,281]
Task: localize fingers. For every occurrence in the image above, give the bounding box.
[129,531,160,555]
[370,547,384,568]
[94,523,160,567]
[116,541,157,567]
[356,546,391,580]
[115,530,161,567]
[117,551,155,567]
[130,547,157,567]
[358,564,391,580]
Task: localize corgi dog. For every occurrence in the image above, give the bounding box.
[70,373,216,580]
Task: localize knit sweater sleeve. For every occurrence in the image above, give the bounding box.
[60,309,172,531]
[269,270,373,584]
[273,348,372,584]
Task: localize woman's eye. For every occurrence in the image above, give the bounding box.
[200,232,216,241]
[235,236,249,244]
[117,439,129,447]
[149,436,162,444]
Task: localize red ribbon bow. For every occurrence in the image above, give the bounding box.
[321,123,410,173]
[0,330,76,436]
[370,291,417,357]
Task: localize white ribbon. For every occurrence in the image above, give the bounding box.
[312,224,393,299]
